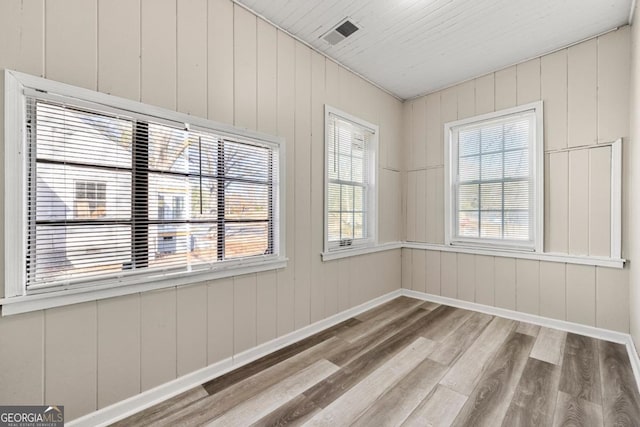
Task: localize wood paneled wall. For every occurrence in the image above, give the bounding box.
[402,28,631,334]
[0,0,403,420]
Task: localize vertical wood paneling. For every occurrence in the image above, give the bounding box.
[441,252,458,298]
[516,58,541,104]
[403,101,413,172]
[566,264,596,326]
[177,284,207,376]
[411,98,426,169]
[475,74,495,115]
[598,27,630,143]
[415,170,427,241]
[406,171,417,241]
[0,312,44,405]
[140,0,176,109]
[140,289,177,391]
[46,303,97,420]
[177,0,207,116]
[257,19,278,135]
[294,41,312,329]
[425,167,444,244]
[568,149,589,255]
[402,249,413,290]
[234,274,257,354]
[412,249,427,292]
[539,262,566,321]
[441,87,458,125]
[324,260,339,317]
[541,49,568,151]
[589,147,611,256]
[46,0,97,90]
[256,271,278,344]
[207,278,234,364]
[380,169,402,242]
[425,251,441,295]
[494,257,516,310]
[568,39,597,147]
[596,267,629,332]
[234,6,257,130]
[338,259,350,311]
[310,51,326,323]
[546,152,569,253]
[208,0,234,124]
[98,0,140,99]
[475,255,495,306]
[516,259,539,315]
[425,93,442,167]
[457,80,475,119]
[97,295,140,408]
[0,0,44,76]
[457,253,476,302]
[276,30,296,336]
[495,66,517,110]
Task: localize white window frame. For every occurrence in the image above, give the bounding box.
[2,70,287,315]
[323,105,379,254]
[444,101,544,253]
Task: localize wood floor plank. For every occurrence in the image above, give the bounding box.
[304,337,435,426]
[516,321,541,337]
[420,306,473,342]
[452,332,535,426]
[440,316,517,395]
[530,327,567,365]
[203,317,360,396]
[207,360,339,426]
[429,311,493,366]
[250,394,320,427]
[338,298,425,343]
[401,385,467,427]
[598,340,640,426]
[351,358,449,427]
[502,357,561,426]
[559,333,602,404]
[154,336,345,426]
[111,386,208,427]
[354,296,420,323]
[552,391,603,427]
[419,301,440,312]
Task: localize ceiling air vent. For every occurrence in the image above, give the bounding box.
[321,18,360,46]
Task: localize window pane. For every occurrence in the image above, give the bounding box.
[458,184,479,211]
[458,211,479,237]
[341,185,354,212]
[148,123,189,173]
[188,223,218,264]
[339,154,351,181]
[354,212,364,239]
[480,183,502,210]
[225,181,269,221]
[225,222,268,258]
[341,212,354,239]
[224,141,270,182]
[459,129,479,156]
[481,153,502,180]
[354,186,364,212]
[459,156,479,182]
[149,174,188,221]
[504,119,529,150]
[480,124,503,153]
[352,156,364,183]
[328,183,341,211]
[504,181,529,209]
[34,225,131,283]
[504,211,529,240]
[480,211,502,239]
[504,149,529,178]
[188,133,218,176]
[328,212,341,241]
[189,177,218,220]
[149,223,188,268]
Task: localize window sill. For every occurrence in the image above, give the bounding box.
[403,242,625,269]
[0,257,288,316]
[321,242,403,261]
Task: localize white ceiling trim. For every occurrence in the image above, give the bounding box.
[229,0,404,101]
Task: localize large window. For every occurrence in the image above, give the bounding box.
[325,106,378,252]
[4,71,283,300]
[445,102,543,252]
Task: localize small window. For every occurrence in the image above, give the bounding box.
[74,181,107,219]
[445,102,543,252]
[325,105,378,252]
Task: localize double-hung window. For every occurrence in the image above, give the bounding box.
[324,106,378,252]
[3,70,284,307]
[445,102,543,252]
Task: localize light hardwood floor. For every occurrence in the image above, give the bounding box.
[112,297,640,426]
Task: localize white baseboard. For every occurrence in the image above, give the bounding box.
[69,289,403,427]
[401,288,640,394]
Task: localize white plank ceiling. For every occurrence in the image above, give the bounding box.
[236,0,633,100]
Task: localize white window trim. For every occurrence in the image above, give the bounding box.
[2,69,287,315]
[323,105,379,256]
[444,101,544,253]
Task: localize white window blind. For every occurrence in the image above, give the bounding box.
[325,107,377,251]
[26,96,279,290]
[447,104,542,251]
